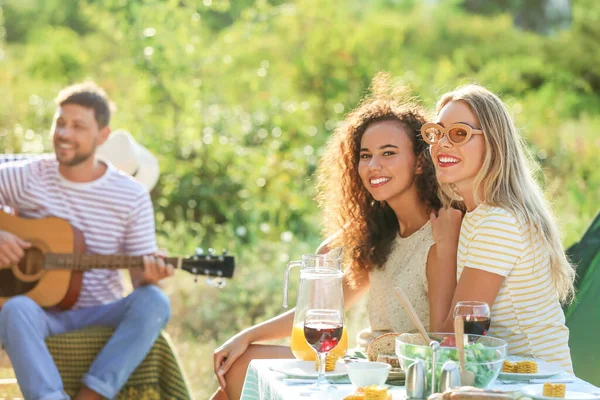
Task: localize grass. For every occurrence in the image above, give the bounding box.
[170,337,220,398]
[0,368,20,398]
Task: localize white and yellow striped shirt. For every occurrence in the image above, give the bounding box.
[457,204,572,372]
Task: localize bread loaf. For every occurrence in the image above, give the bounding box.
[367,333,401,362]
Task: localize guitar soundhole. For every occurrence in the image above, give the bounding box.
[0,247,44,298]
[18,247,45,277]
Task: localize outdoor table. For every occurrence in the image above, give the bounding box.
[240,358,600,400]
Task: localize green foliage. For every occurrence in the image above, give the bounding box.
[0,0,598,396]
[2,0,92,42]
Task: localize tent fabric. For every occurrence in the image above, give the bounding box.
[564,211,600,385]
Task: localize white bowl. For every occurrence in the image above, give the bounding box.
[346,361,391,387]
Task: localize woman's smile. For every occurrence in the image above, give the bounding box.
[369,176,392,187]
[437,153,461,168]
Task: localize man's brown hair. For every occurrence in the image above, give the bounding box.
[55,82,115,129]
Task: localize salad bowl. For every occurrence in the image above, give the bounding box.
[396,332,507,393]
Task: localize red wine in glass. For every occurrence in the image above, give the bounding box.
[304,322,343,353]
[454,301,491,336]
[304,309,344,391]
[463,315,491,335]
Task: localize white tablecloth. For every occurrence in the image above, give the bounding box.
[240,359,600,400]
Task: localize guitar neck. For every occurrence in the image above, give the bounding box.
[44,253,181,272]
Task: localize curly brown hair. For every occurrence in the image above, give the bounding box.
[316,73,441,286]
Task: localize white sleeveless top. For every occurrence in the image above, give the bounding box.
[357,221,435,348]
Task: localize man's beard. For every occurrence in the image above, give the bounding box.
[55,141,96,167]
[58,150,94,166]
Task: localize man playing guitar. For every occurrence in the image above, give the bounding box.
[0,82,174,400]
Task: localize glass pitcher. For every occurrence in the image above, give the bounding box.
[282,250,348,361]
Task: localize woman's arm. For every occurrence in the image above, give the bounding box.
[428,208,518,332]
[213,308,296,388]
[426,244,456,331]
[235,308,296,343]
[427,208,462,330]
[430,267,504,332]
[315,224,349,255]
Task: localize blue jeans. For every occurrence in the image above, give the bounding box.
[0,285,171,400]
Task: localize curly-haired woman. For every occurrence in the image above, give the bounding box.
[211,74,442,400]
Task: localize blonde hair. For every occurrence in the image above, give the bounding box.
[436,84,575,303]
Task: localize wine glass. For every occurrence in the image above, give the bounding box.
[454,301,491,336]
[303,309,344,390]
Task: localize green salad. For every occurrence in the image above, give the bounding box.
[397,335,506,392]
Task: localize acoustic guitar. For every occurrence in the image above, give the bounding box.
[0,211,235,309]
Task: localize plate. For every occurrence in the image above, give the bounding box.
[499,356,564,380]
[269,360,348,378]
[521,384,600,400]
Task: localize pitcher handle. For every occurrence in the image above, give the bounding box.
[282,260,302,308]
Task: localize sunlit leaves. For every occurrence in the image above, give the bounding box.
[0,6,599,396]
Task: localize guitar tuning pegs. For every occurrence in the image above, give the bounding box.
[195,247,204,256]
[219,249,227,261]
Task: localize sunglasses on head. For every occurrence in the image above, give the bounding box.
[421,122,483,145]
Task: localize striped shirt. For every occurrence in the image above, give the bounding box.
[457,204,572,371]
[0,154,157,308]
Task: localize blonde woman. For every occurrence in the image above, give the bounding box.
[425,84,575,371]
